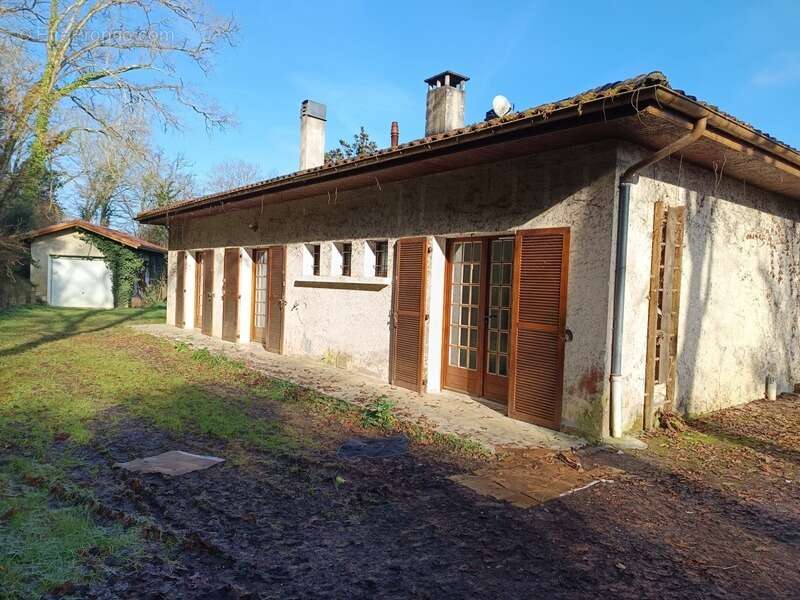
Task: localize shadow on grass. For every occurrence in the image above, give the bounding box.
[0,306,162,360]
[69,400,800,598]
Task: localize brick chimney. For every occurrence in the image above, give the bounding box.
[299,100,326,170]
[424,71,468,136]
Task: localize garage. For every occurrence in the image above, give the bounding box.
[49,256,114,308]
[20,219,166,308]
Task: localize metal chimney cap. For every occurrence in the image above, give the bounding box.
[301,99,326,120]
[424,71,469,88]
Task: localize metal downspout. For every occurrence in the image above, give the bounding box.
[609,116,708,438]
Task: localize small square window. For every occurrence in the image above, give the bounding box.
[335,242,352,276]
[304,244,321,276]
[373,240,388,278]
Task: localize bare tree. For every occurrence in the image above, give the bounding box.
[67,109,148,226]
[124,149,194,245]
[0,0,237,213]
[203,159,261,194]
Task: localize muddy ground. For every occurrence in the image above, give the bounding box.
[46,396,800,600]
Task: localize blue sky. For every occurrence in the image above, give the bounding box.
[157,0,800,182]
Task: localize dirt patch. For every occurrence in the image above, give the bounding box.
[451,449,623,508]
[43,397,800,599]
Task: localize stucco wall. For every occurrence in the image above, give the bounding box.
[619,142,800,428]
[30,230,104,302]
[167,141,619,433]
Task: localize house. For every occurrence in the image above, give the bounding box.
[137,71,800,439]
[21,219,166,309]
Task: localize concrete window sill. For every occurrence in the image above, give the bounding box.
[293,276,389,291]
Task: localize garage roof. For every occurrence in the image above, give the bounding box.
[20,220,166,253]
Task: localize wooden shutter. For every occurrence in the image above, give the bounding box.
[221,248,240,342]
[391,237,428,392]
[174,251,185,327]
[644,201,667,429]
[201,250,214,336]
[508,228,570,429]
[265,246,285,353]
[644,204,686,427]
[663,206,686,413]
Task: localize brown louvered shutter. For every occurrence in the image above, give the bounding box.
[221,248,239,342]
[174,251,185,327]
[201,250,214,336]
[391,237,428,392]
[508,228,570,429]
[265,246,286,353]
[663,206,686,413]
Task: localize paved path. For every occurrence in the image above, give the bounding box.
[132,324,584,452]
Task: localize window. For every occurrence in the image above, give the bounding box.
[312,244,320,275]
[341,242,352,276]
[486,238,514,377]
[373,240,388,277]
[448,240,482,370]
[304,244,321,276]
[332,242,351,277]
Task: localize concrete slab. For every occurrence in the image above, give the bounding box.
[449,456,621,508]
[114,451,224,476]
[132,324,585,452]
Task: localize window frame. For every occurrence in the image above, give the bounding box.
[373,240,388,278]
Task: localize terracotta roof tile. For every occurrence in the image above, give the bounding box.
[19,219,166,253]
[137,71,799,221]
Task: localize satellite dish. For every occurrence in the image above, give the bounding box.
[492,95,513,117]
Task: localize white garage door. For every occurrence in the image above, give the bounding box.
[50,256,114,309]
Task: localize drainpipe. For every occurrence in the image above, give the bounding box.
[609,116,708,438]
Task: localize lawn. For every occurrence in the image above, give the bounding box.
[0,306,478,598]
[1,306,798,599]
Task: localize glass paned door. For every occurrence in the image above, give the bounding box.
[443,236,514,403]
[483,238,514,402]
[251,249,268,344]
[444,239,485,396]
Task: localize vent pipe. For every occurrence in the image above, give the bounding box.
[391,121,399,148]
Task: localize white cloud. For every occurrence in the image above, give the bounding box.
[752,57,800,87]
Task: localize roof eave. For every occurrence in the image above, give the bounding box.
[137,86,665,225]
[137,85,800,225]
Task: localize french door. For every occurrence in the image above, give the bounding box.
[443,236,514,403]
[250,246,286,353]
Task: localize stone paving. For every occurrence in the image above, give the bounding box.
[132,324,585,451]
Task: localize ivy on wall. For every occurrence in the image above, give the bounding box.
[79,232,144,308]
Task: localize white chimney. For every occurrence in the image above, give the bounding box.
[300,100,326,170]
[424,71,469,136]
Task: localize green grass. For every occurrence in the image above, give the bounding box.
[0,305,487,596]
[0,457,141,600]
[0,305,302,597]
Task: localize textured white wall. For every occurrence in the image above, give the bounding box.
[184,251,197,329]
[619,142,800,428]
[283,240,394,377]
[166,250,177,325]
[426,237,447,393]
